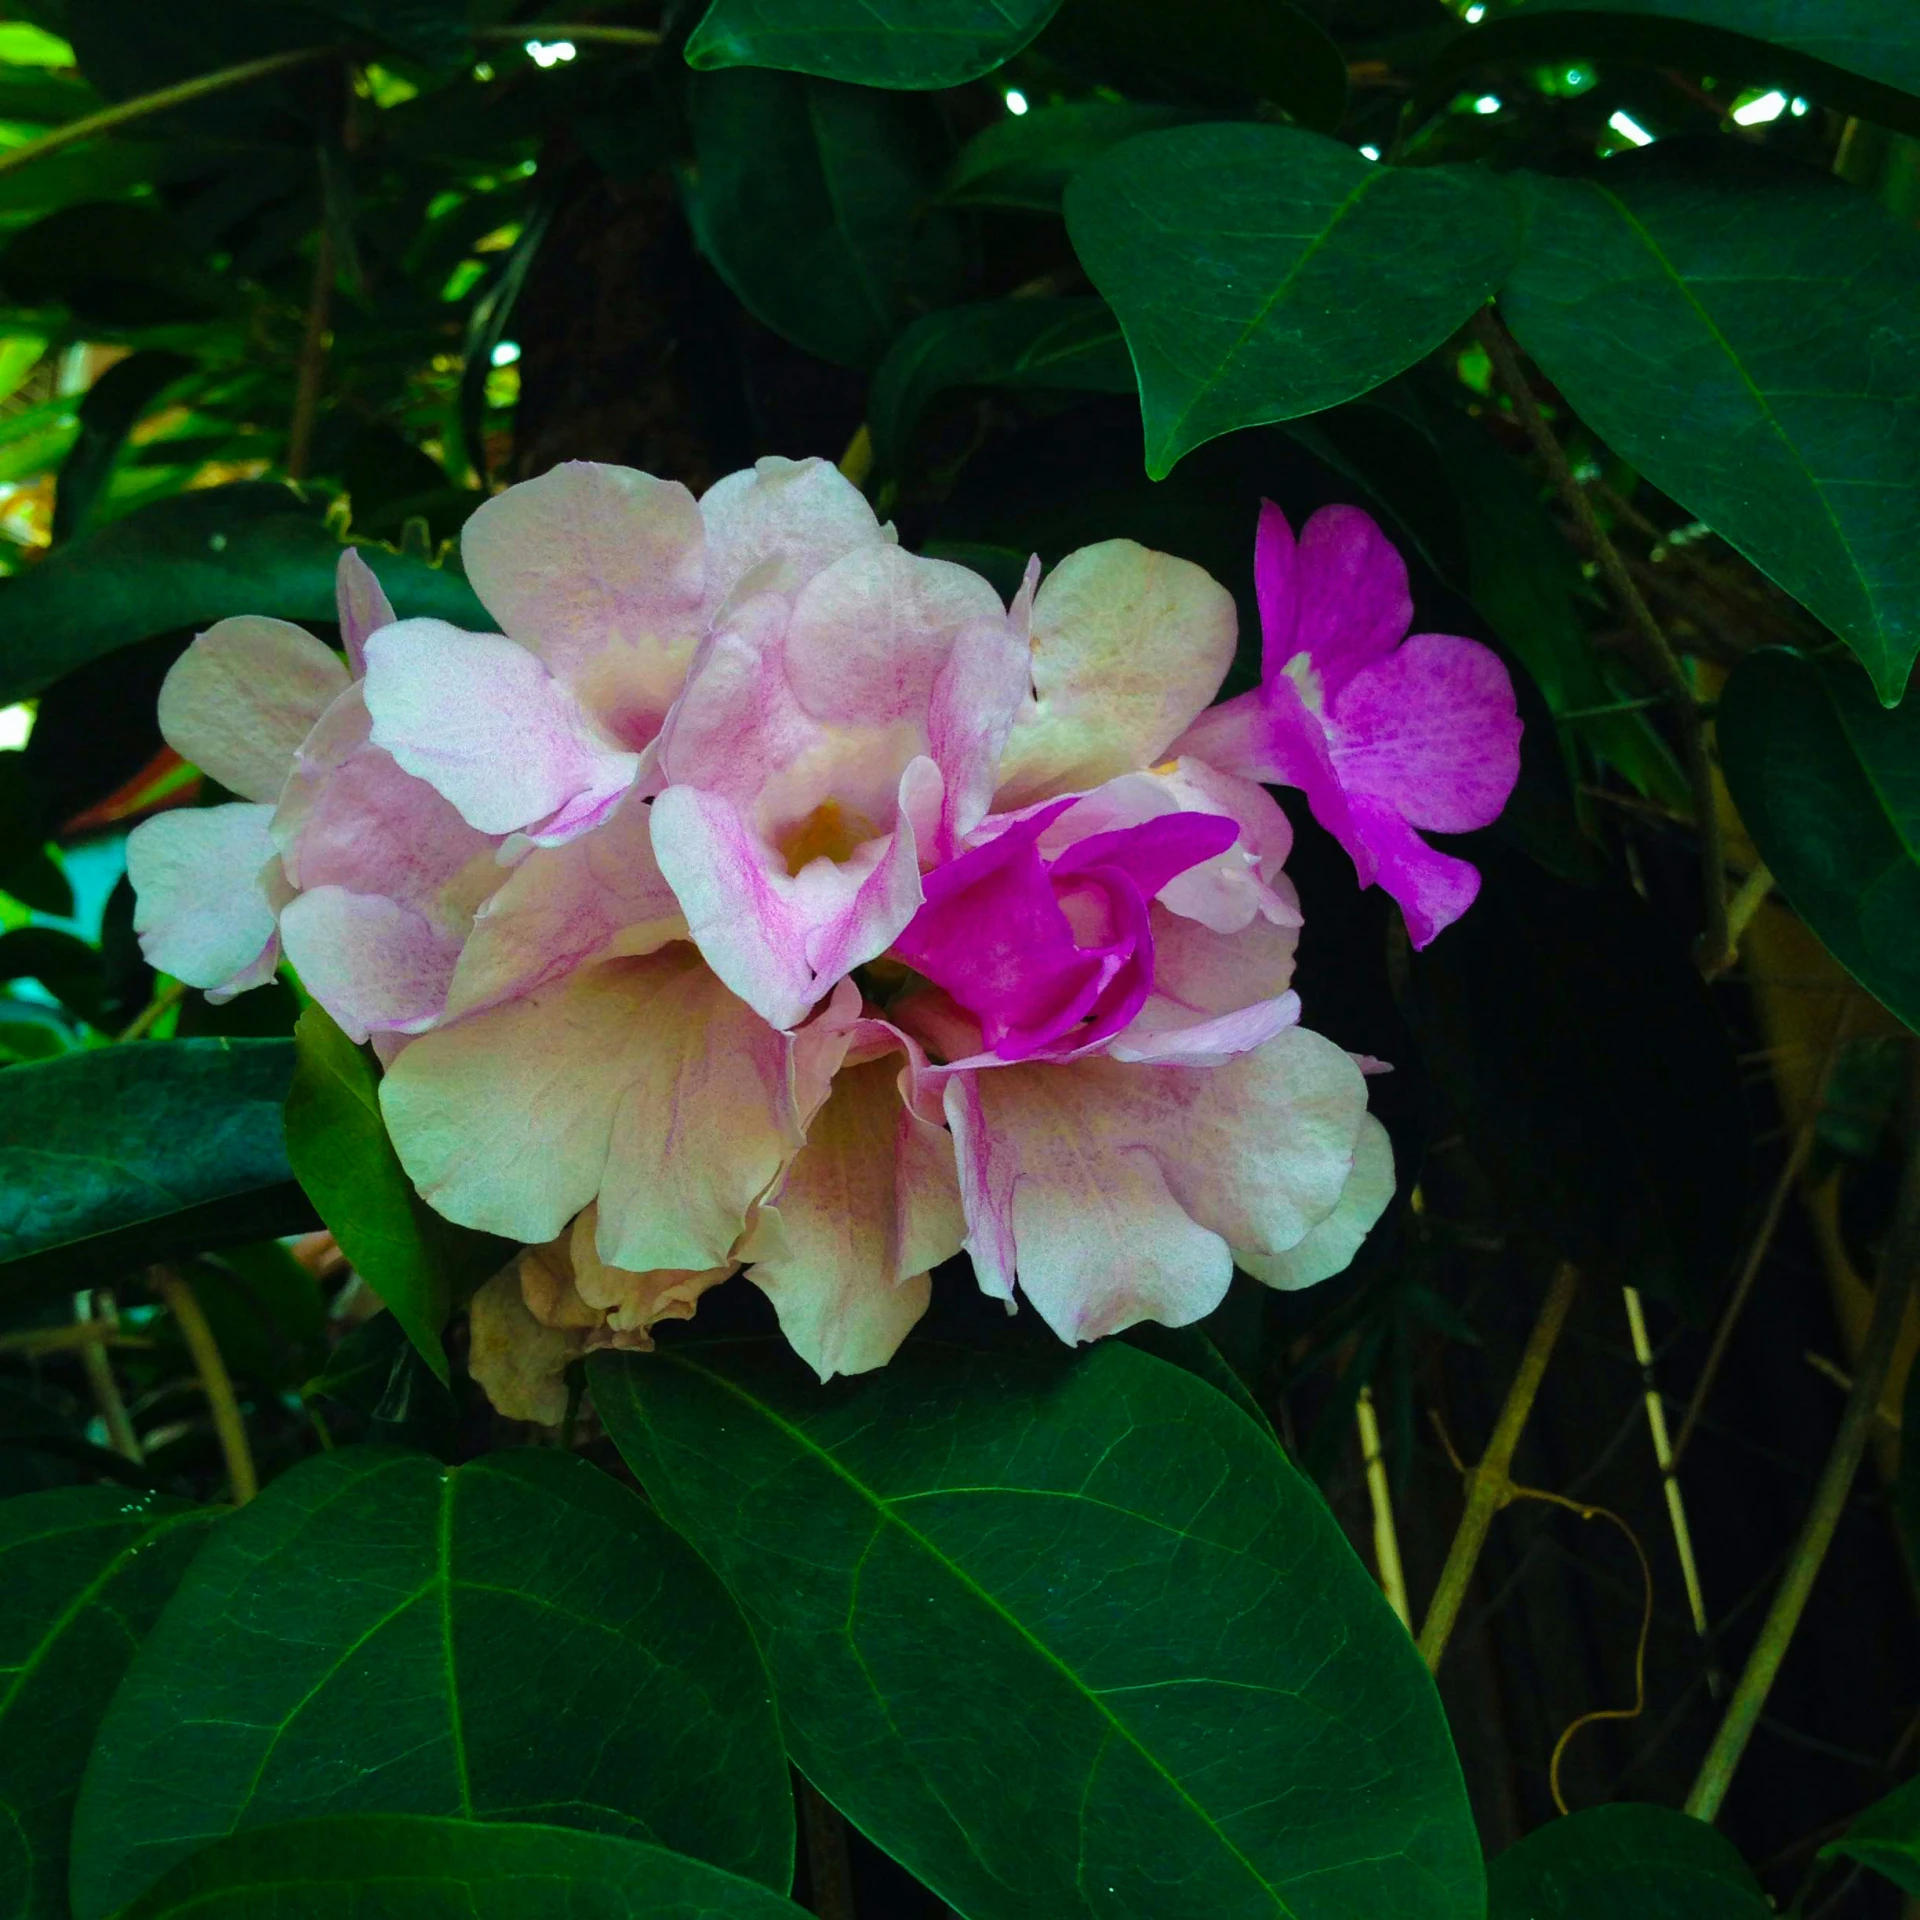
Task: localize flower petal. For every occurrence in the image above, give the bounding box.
[1239,1113,1393,1290]
[383,949,803,1265]
[699,454,892,613]
[1345,794,1483,949]
[363,618,637,836]
[279,886,466,1042]
[467,1264,578,1425]
[926,566,1037,860]
[334,548,395,678]
[1329,630,1521,833]
[743,1051,959,1379]
[1107,908,1301,1065]
[157,616,351,803]
[995,540,1237,808]
[1284,504,1413,695]
[447,793,685,1016]
[126,802,285,995]
[461,461,707,747]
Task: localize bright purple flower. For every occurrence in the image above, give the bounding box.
[1176,501,1522,947]
[892,800,1240,1062]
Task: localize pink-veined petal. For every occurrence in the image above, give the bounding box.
[280,887,465,1041]
[334,548,396,678]
[994,539,1236,808]
[1286,503,1413,695]
[363,618,637,836]
[157,616,350,803]
[462,461,708,748]
[1346,793,1483,948]
[698,454,893,614]
[1329,630,1521,833]
[126,802,286,996]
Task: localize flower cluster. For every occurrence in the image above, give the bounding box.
[128,457,1519,1419]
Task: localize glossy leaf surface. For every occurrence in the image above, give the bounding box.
[0,1488,214,1920]
[71,1446,791,1917]
[1502,144,1920,701]
[116,1815,810,1920]
[593,1337,1482,1920]
[1487,1803,1771,1918]
[1067,123,1518,475]
[686,0,1063,87]
[1718,646,1920,1030]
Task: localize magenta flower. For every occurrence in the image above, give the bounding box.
[1176,501,1522,947]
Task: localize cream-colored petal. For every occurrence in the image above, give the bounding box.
[125,802,284,994]
[467,1264,578,1425]
[158,616,351,803]
[566,1206,733,1335]
[1238,1113,1394,1292]
[993,541,1236,808]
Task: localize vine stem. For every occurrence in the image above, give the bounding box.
[151,1267,257,1505]
[75,1291,143,1463]
[0,47,335,183]
[286,226,334,481]
[1417,1262,1581,1669]
[1469,306,1732,976]
[1356,1385,1412,1629]
[1684,1111,1920,1822]
[472,24,663,47]
[798,1778,857,1920]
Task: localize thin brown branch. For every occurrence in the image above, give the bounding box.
[151,1267,257,1504]
[1472,306,1732,975]
[286,226,334,482]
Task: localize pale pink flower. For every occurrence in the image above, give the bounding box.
[1177,501,1522,946]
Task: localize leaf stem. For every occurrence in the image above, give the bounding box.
[75,1290,144,1462]
[799,1776,857,1920]
[472,24,663,47]
[1684,1110,1920,1822]
[1470,306,1732,976]
[151,1266,257,1505]
[287,226,334,482]
[116,978,188,1043]
[1356,1385,1412,1630]
[0,47,336,183]
[1417,1262,1581,1669]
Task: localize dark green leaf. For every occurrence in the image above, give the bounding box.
[0,752,70,918]
[686,0,1061,88]
[0,1487,215,1920]
[1829,1775,1920,1894]
[180,1240,327,1391]
[868,297,1134,474]
[1066,125,1518,476]
[592,1337,1482,1920]
[685,68,956,368]
[71,1446,792,1917]
[1405,844,1752,1313]
[0,483,488,706]
[0,928,106,1026]
[1718,646,1920,1030]
[0,1039,316,1298]
[1487,1803,1770,1918]
[117,1815,809,1920]
[1039,0,1347,129]
[943,102,1200,211]
[54,348,195,544]
[1,202,227,329]
[1452,2,1920,139]
[285,1004,509,1384]
[1501,143,1920,702]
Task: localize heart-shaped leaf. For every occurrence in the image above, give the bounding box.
[686,0,1063,88]
[70,1446,792,1917]
[1066,124,1518,476]
[116,1815,809,1920]
[1717,645,1920,1030]
[0,1488,215,1920]
[1501,143,1920,703]
[1488,1804,1770,1918]
[592,1337,1482,1920]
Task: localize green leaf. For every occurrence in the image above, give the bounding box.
[1066,124,1518,477]
[0,928,106,1026]
[1487,1803,1770,1918]
[591,1337,1482,1920]
[685,0,1062,88]
[1451,2,1920,139]
[0,1039,317,1300]
[943,101,1201,212]
[685,68,957,368]
[53,347,194,544]
[868,297,1135,475]
[1038,0,1347,130]
[71,1447,793,1919]
[1828,1775,1920,1894]
[0,752,70,918]
[1718,646,1920,1030]
[0,482,488,706]
[284,1004,508,1385]
[0,1487,215,1920]
[1501,143,1920,703]
[116,1815,809,1920]
[1405,843,1752,1314]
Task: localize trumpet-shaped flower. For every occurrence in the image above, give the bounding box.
[1176,501,1522,946]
